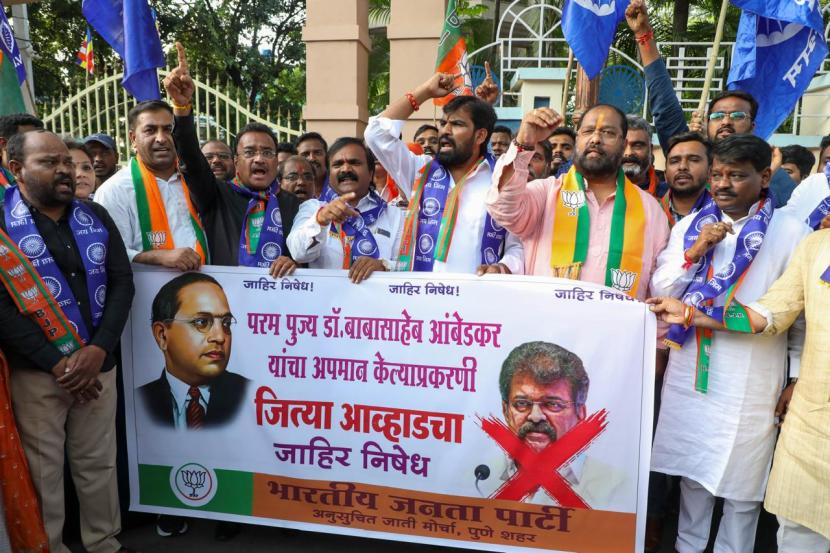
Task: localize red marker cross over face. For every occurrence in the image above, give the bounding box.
[480,409,608,508]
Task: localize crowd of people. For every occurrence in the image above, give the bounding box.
[0,1,828,552]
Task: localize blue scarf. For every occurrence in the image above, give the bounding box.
[3,186,108,347]
[319,185,386,267]
[805,162,830,230]
[229,178,286,267]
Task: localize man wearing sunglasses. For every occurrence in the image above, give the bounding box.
[140,272,249,430]
[625,0,797,207]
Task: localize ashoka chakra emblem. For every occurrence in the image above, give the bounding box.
[73,207,94,226]
[86,243,106,264]
[262,242,281,261]
[43,276,61,298]
[19,235,46,258]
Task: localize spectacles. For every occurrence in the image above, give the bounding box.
[283,171,315,182]
[166,314,236,334]
[577,127,621,141]
[240,148,277,159]
[204,153,232,161]
[708,111,749,122]
[510,399,578,414]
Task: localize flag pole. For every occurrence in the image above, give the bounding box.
[561,48,574,117]
[697,0,730,115]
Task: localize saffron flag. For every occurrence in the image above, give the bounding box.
[0,1,26,85]
[76,27,95,75]
[562,0,631,80]
[433,0,473,107]
[727,0,828,139]
[82,0,164,101]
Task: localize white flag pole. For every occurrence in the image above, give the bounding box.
[698,0,731,115]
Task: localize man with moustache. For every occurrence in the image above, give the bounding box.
[0,113,43,189]
[201,139,235,182]
[364,72,524,276]
[660,132,713,227]
[164,43,299,276]
[490,125,512,159]
[649,135,809,553]
[0,130,136,553]
[528,140,552,180]
[623,115,667,198]
[474,341,631,510]
[277,155,316,202]
[287,138,402,283]
[413,124,439,157]
[140,272,248,429]
[297,132,328,198]
[625,0,796,206]
[486,104,669,300]
[548,127,575,178]
[83,134,119,187]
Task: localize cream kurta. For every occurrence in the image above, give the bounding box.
[750,229,830,539]
[650,205,810,501]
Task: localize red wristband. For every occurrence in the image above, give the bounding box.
[635,30,654,45]
[682,250,696,270]
[405,92,420,112]
[314,206,327,226]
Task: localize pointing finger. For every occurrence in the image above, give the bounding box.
[175,42,189,73]
[484,61,492,79]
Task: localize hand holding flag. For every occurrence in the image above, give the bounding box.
[162,42,195,111]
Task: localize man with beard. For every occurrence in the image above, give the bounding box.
[490,125,512,159]
[94,99,208,272]
[625,0,796,206]
[287,137,403,283]
[0,130,136,553]
[413,124,439,157]
[473,341,631,509]
[648,135,809,553]
[0,113,43,189]
[486,104,669,299]
[364,72,524,276]
[623,115,667,198]
[277,155,316,202]
[201,139,235,182]
[548,127,575,178]
[660,132,712,227]
[164,43,299,276]
[83,134,119,187]
[528,140,552,180]
[297,132,328,198]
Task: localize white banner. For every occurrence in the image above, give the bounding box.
[123,267,655,552]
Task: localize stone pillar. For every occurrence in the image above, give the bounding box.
[387,0,445,141]
[302,0,370,142]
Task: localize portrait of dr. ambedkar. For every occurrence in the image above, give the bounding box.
[474,341,632,510]
[139,272,249,430]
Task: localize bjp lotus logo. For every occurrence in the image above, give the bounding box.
[562,190,585,216]
[7,264,24,278]
[147,231,167,248]
[170,463,217,507]
[21,286,39,301]
[610,269,636,292]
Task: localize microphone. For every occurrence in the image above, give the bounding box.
[474,464,490,496]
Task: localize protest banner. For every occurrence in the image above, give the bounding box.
[123,267,655,552]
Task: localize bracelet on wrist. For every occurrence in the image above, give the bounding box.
[635,30,654,45]
[405,92,420,112]
[682,249,697,270]
[171,101,192,111]
[512,138,535,152]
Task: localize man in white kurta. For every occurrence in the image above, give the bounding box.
[287,138,403,281]
[650,135,809,553]
[779,169,829,228]
[364,73,523,275]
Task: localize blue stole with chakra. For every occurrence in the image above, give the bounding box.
[319,186,386,266]
[805,162,830,230]
[3,186,108,344]
[229,178,286,268]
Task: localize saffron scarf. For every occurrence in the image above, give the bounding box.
[229,177,286,268]
[550,166,646,297]
[665,194,774,392]
[398,155,507,271]
[130,157,209,263]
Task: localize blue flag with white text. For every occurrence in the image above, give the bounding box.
[0,1,27,84]
[561,0,630,80]
[727,0,828,139]
[82,0,164,101]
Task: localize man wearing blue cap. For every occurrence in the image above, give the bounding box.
[83,133,119,188]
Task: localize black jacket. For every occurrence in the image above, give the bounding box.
[172,114,300,266]
[139,369,250,428]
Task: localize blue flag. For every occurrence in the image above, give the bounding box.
[727,0,828,139]
[562,0,631,80]
[82,0,164,101]
[0,1,27,85]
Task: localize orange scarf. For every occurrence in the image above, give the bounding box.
[0,350,49,552]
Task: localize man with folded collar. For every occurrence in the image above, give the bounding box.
[164,43,300,276]
[287,137,403,283]
[0,130,136,553]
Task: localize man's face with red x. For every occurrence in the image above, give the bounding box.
[503,372,587,453]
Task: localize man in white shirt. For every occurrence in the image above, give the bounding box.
[649,135,809,553]
[288,138,402,283]
[779,165,830,231]
[364,72,523,275]
[94,100,206,271]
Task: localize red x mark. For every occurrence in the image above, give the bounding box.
[479,409,608,508]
